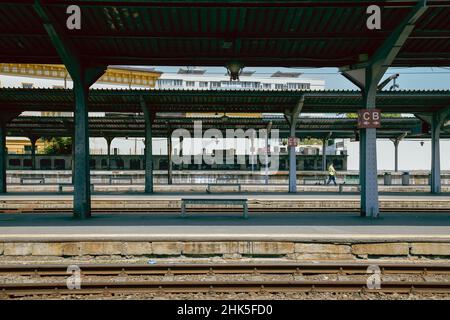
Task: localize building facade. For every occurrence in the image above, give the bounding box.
[155,68,325,91]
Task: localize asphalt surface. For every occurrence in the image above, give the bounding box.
[0,211,449,242]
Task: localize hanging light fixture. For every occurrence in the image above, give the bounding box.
[226,60,244,81]
[221,113,229,122]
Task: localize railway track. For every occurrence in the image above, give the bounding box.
[1,280,449,297]
[1,262,450,277]
[1,262,449,297]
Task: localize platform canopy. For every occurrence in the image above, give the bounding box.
[0,88,449,115]
[5,114,449,140]
[1,1,449,67]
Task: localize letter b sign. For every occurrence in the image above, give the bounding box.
[358,109,381,128]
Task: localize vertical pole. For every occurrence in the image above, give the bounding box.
[179,136,184,170]
[393,139,399,173]
[30,136,38,170]
[265,131,269,185]
[360,91,379,218]
[73,81,91,219]
[0,122,6,193]
[71,134,75,182]
[250,135,255,174]
[289,124,297,193]
[322,138,327,171]
[431,113,441,194]
[143,108,153,193]
[105,137,113,170]
[167,130,173,185]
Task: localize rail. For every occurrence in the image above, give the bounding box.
[2,263,449,297]
[1,262,449,277]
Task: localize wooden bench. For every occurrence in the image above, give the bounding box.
[181,198,248,219]
[20,177,45,184]
[303,176,326,185]
[206,183,241,193]
[109,177,133,184]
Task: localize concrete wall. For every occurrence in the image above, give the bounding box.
[1,241,450,260]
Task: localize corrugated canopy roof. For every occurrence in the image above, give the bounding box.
[1,1,449,67]
[0,88,449,114]
[7,115,447,140]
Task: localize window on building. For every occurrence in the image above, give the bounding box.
[287,83,310,90]
[113,159,124,169]
[23,159,32,168]
[199,81,208,88]
[275,84,286,90]
[263,83,272,89]
[186,81,195,87]
[240,82,260,89]
[157,79,183,87]
[22,83,33,89]
[9,159,21,167]
[54,159,66,170]
[130,159,141,170]
[210,81,221,88]
[40,159,52,170]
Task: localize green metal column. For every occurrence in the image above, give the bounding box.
[143,109,153,193]
[287,97,303,193]
[288,124,297,193]
[71,134,75,181]
[167,131,173,185]
[393,139,400,172]
[0,122,6,193]
[360,91,379,218]
[105,136,114,171]
[322,138,327,171]
[431,113,441,194]
[34,1,106,218]
[73,81,91,219]
[340,0,427,217]
[29,136,39,170]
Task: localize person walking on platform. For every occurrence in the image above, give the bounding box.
[327,162,337,186]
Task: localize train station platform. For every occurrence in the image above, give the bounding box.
[1,192,450,213]
[0,195,449,262]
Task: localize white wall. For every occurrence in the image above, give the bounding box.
[347,139,450,171]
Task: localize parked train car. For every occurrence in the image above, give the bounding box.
[6,153,347,171]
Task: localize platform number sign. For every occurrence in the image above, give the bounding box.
[288,137,298,147]
[358,109,381,129]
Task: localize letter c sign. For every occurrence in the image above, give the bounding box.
[358,109,381,128]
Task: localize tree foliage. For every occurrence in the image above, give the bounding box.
[42,137,73,155]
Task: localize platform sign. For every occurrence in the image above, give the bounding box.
[358,109,381,128]
[288,137,298,147]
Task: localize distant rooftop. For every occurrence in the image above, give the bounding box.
[178,68,206,75]
[271,71,302,78]
[225,71,255,77]
[112,66,161,74]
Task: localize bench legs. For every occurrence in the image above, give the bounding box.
[243,203,248,219]
[181,202,186,217]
